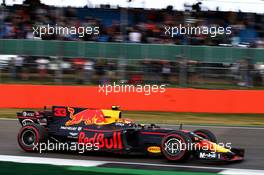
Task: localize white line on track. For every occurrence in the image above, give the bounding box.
[220,169,264,175]
[1,154,264,174]
[0,155,106,167]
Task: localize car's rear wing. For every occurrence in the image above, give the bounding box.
[17,110,52,126]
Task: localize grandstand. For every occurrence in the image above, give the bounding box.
[0,0,263,88]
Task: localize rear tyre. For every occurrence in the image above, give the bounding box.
[193,129,217,143]
[161,131,192,162]
[17,123,48,152]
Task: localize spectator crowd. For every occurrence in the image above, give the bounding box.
[0,1,263,47]
[0,1,264,88]
[2,55,264,88]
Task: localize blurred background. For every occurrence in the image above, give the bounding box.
[0,0,264,88]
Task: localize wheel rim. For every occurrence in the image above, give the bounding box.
[164,138,183,156]
[21,130,36,147]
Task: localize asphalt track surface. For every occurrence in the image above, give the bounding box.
[0,119,264,171]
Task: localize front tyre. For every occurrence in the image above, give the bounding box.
[161,131,192,162]
[193,129,217,143]
[17,123,48,152]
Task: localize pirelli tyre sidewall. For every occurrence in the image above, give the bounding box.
[193,129,217,143]
[161,131,192,162]
[17,123,48,152]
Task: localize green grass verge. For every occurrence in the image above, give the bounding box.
[1,108,264,126]
[0,162,218,175]
[68,166,217,175]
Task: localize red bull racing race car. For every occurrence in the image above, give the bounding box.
[17,106,244,162]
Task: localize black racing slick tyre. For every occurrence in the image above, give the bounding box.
[193,129,217,143]
[17,123,48,152]
[161,131,192,162]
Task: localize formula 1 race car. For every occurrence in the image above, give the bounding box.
[17,106,244,162]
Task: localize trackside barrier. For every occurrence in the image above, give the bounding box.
[0,39,264,63]
[0,84,263,113]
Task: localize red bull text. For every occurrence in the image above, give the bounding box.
[78,131,123,149]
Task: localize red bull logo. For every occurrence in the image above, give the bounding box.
[65,107,107,126]
[78,131,123,149]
